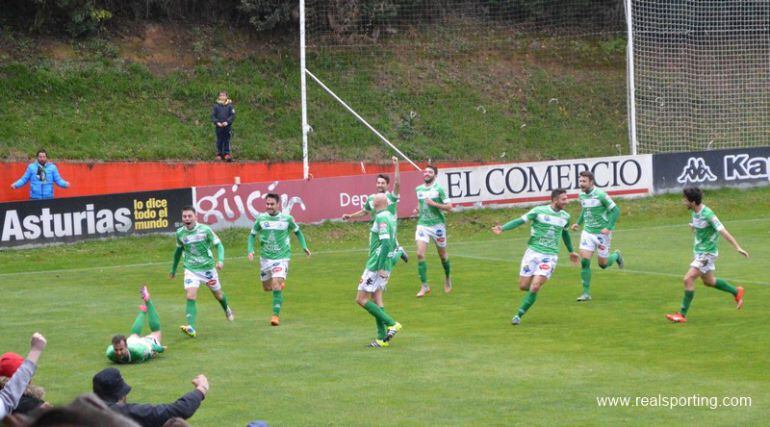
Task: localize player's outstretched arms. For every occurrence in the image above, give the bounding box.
[719,228,750,258]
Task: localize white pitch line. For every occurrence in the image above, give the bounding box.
[0,216,767,279]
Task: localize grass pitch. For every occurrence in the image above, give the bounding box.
[1,188,768,425]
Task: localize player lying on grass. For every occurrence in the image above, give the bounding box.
[492,189,579,325]
[248,193,311,326]
[571,170,624,302]
[356,193,403,348]
[171,205,234,338]
[666,187,749,323]
[106,286,165,364]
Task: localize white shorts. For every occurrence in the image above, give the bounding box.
[260,258,289,281]
[415,224,447,248]
[358,270,390,293]
[519,248,558,279]
[579,230,612,258]
[183,268,222,291]
[690,253,717,274]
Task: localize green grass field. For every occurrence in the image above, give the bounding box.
[1,188,768,426]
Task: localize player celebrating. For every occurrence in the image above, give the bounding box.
[248,193,311,326]
[570,170,624,302]
[106,285,165,364]
[342,156,408,263]
[666,187,749,323]
[414,165,453,297]
[492,189,579,325]
[170,206,234,338]
[356,193,402,348]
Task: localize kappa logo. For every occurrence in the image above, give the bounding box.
[676,157,717,184]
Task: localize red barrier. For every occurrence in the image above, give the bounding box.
[1,161,476,203]
[194,171,426,228]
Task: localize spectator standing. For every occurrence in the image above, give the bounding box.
[0,352,48,416]
[0,333,47,420]
[211,91,235,162]
[10,150,69,200]
[93,368,208,427]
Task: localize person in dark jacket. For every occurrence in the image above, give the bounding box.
[10,150,69,200]
[211,91,236,162]
[92,368,208,427]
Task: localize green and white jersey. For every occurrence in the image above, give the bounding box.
[250,212,300,260]
[175,223,221,272]
[578,187,617,233]
[520,205,571,255]
[106,337,163,364]
[416,183,449,226]
[366,211,398,272]
[691,205,724,255]
[363,192,399,220]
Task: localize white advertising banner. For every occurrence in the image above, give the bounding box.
[438,154,653,205]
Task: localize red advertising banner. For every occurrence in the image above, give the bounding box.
[194,171,426,229]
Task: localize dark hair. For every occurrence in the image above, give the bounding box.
[162,417,192,427]
[426,165,438,174]
[36,149,47,156]
[578,170,594,182]
[376,174,390,184]
[111,335,126,347]
[683,187,703,205]
[551,189,567,200]
[181,206,196,213]
[265,193,280,202]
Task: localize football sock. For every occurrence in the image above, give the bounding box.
[376,306,387,340]
[272,290,283,315]
[130,311,146,335]
[600,252,619,269]
[714,278,738,296]
[363,301,395,327]
[441,258,451,278]
[418,261,427,284]
[186,299,197,327]
[680,290,694,316]
[218,293,230,312]
[146,299,161,332]
[580,258,591,293]
[517,291,538,317]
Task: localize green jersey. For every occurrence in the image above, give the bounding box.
[175,223,221,272]
[250,212,300,260]
[691,205,724,255]
[521,205,571,255]
[106,337,164,364]
[578,187,617,233]
[363,192,399,220]
[416,183,449,226]
[366,210,398,272]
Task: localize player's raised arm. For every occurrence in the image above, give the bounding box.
[718,227,750,258]
[392,156,400,196]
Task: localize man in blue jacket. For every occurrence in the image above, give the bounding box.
[211,91,235,162]
[10,150,70,199]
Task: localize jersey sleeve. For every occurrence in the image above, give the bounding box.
[288,215,300,232]
[521,208,538,223]
[363,197,373,212]
[250,220,261,235]
[175,232,183,248]
[207,227,221,245]
[601,192,617,210]
[387,192,399,202]
[438,186,449,204]
[708,212,724,231]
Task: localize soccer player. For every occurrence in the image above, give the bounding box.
[170,206,234,338]
[570,170,624,301]
[666,187,749,323]
[342,156,408,263]
[414,165,454,297]
[106,285,165,364]
[247,193,311,326]
[492,189,579,325]
[356,193,403,348]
